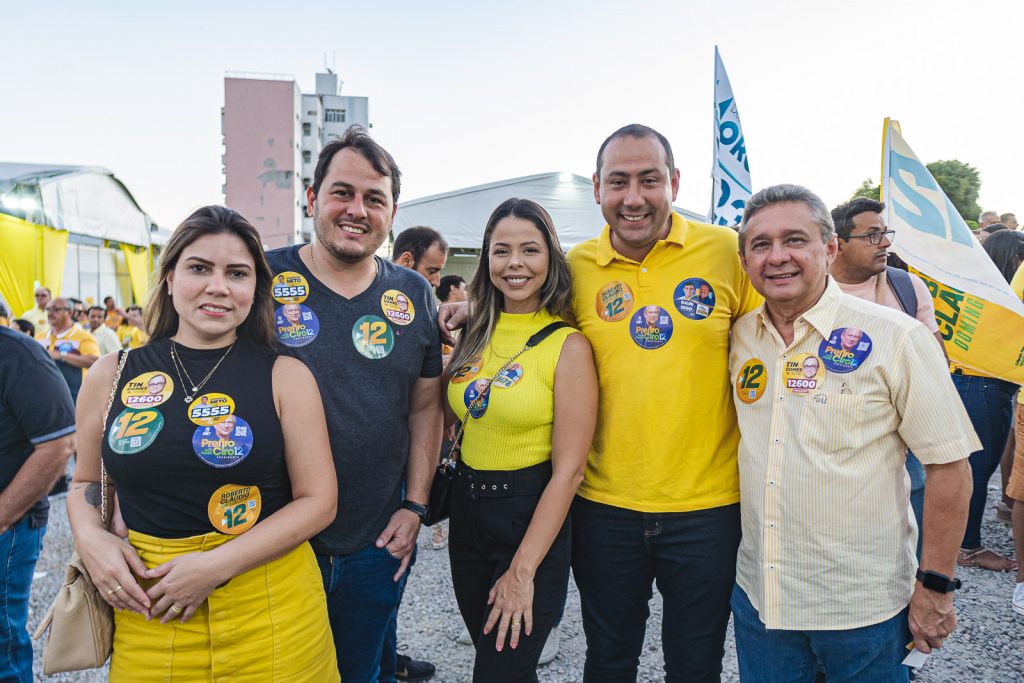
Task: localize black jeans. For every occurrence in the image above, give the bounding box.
[449,461,570,683]
[572,496,741,683]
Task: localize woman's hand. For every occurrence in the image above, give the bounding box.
[76,527,151,615]
[482,567,535,651]
[144,552,226,624]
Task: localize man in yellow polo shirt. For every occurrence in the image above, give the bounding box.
[567,124,761,681]
[39,297,99,404]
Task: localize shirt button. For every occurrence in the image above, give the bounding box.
[641,267,648,273]
[769,480,775,486]
[778,395,784,401]
[769,565,775,571]
[773,438,780,444]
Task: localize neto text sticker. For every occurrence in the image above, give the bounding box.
[818,327,872,374]
[352,315,395,359]
[630,305,673,350]
[784,353,824,394]
[673,278,716,321]
[492,363,523,389]
[464,379,491,418]
[275,304,320,348]
[108,408,165,454]
[450,355,483,384]
[187,392,235,426]
[736,358,767,404]
[121,372,174,408]
[595,280,635,322]
[272,271,310,304]
[192,415,254,468]
[380,289,415,326]
[207,484,261,535]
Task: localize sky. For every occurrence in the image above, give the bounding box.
[3,0,1022,230]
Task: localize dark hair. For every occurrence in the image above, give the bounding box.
[87,305,104,315]
[436,274,465,302]
[145,206,277,350]
[392,226,447,266]
[831,198,885,239]
[311,125,401,203]
[982,230,1024,283]
[981,223,1009,236]
[595,124,675,177]
[103,296,114,305]
[739,184,835,253]
[11,319,35,337]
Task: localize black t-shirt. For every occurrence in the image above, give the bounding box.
[103,338,292,538]
[0,327,76,525]
[266,248,442,555]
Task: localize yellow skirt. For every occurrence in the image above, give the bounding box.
[110,530,339,682]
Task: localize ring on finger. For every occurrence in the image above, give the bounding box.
[511,618,521,627]
[168,604,184,614]
[107,584,123,595]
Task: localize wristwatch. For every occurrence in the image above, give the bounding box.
[59,350,67,362]
[400,500,428,522]
[916,569,961,594]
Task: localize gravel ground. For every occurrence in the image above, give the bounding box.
[29,476,1022,682]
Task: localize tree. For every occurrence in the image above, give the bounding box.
[851,178,880,201]
[926,160,981,223]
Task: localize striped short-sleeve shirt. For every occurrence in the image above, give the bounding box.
[729,278,979,630]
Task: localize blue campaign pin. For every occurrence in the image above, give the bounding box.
[817,327,873,374]
[275,304,320,347]
[673,278,716,321]
[192,415,254,468]
[630,305,673,350]
[463,379,491,418]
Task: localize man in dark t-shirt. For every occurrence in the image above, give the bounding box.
[0,327,76,681]
[266,126,443,683]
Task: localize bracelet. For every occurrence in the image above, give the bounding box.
[400,500,428,522]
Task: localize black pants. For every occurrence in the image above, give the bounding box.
[449,461,570,683]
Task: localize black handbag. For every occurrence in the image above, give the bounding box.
[423,321,569,526]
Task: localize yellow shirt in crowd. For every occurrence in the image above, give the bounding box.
[40,323,100,381]
[18,306,50,337]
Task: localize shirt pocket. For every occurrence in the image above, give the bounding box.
[799,392,868,458]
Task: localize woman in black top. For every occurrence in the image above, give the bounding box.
[67,206,339,680]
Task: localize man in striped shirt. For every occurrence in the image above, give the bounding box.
[728,184,977,681]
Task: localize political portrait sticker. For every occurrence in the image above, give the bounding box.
[493,363,524,389]
[207,484,261,535]
[784,353,824,395]
[450,354,483,384]
[595,280,635,322]
[192,415,254,468]
[380,289,416,326]
[630,305,673,350]
[272,271,310,304]
[275,303,320,348]
[735,358,767,404]
[464,379,492,418]
[120,372,174,408]
[818,327,873,374]
[108,408,165,454]
[352,315,395,359]
[673,278,716,321]
[186,392,235,426]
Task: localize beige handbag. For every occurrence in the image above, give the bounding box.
[33,349,129,674]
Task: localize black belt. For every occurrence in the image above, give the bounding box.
[456,461,551,500]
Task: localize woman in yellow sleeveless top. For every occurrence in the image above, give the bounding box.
[67,207,339,681]
[444,198,598,681]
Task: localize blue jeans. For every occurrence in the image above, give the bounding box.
[378,545,417,683]
[571,497,740,683]
[905,451,925,560]
[952,374,1015,549]
[0,517,45,683]
[317,544,405,683]
[732,585,909,683]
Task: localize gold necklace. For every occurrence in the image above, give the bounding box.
[169,339,235,403]
[308,243,378,282]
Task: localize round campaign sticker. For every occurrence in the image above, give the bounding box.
[275,303,320,348]
[192,415,254,468]
[818,327,873,374]
[595,280,635,322]
[450,355,483,384]
[207,484,261,535]
[120,371,174,408]
[271,271,310,304]
[493,363,524,389]
[784,353,824,395]
[186,392,236,426]
[108,408,165,455]
[673,278,716,321]
[352,315,395,359]
[736,358,767,404]
[630,305,673,350]
[463,379,492,418]
[380,289,416,326]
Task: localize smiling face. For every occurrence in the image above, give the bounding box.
[643,305,660,326]
[802,357,820,378]
[594,135,680,263]
[698,284,710,298]
[215,414,236,439]
[166,232,257,346]
[683,283,695,299]
[147,374,167,395]
[283,303,301,324]
[840,327,863,351]
[488,216,549,314]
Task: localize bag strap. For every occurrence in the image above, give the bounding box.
[885,266,918,317]
[99,350,129,528]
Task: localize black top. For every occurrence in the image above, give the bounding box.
[0,327,76,524]
[266,248,442,555]
[103,337,291,538]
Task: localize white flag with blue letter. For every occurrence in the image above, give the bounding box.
[709,46,751,227]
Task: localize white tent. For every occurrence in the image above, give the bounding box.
[393,172,704,250]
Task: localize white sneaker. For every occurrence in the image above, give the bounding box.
[538,625,559,666]
[1013,582,1024,616]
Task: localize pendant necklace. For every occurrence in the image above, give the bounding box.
[170,339,236,403]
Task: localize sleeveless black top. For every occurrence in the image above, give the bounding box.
[103,337,290,538]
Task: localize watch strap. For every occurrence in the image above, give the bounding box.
[401,499,428,521]
[916,569,961,593]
